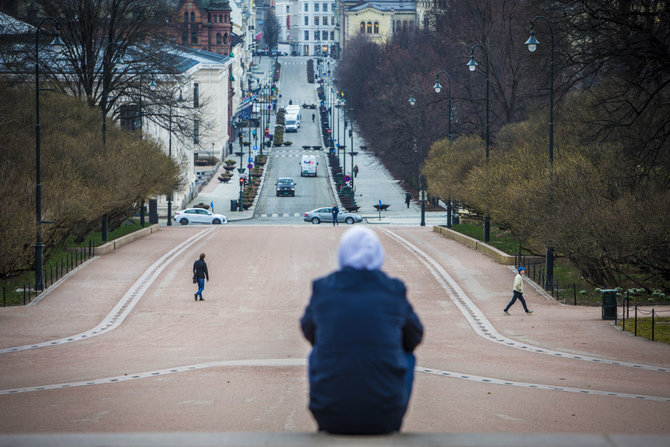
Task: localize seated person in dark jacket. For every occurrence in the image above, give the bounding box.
[300,226,424,435]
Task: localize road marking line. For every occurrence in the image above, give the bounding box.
[381,229,670,374]
[1,358,668,402]
[0,228,216,355]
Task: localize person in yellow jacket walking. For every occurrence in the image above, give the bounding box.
[504,267,533,315]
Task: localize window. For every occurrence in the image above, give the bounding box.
[193,83,199,108]
[367,22,372,33]
[216,33,221,44]
[314,3,319,11]
[224,33,229,44]
[322,30,328,40]
[181,32,187,44]
[220,15,224,22]
[214,15,218,22]
[314,44,319,54]
[304,16,308,25]
[305,30,309,40]
[208,13,211,22]
[323,3,328,11]
[332,3,335,12]
[194,120,200,144]
[304,3,308,11]
[286,5,289,13]
[374,22,379,33]
[330,31,334,40]
[184,12,188,22]
[191,32,198,44]
[360,22,365,33]
[314,31,319,40]
[395,20,401,31]
[314,16,319,25]
[190,11,195,22]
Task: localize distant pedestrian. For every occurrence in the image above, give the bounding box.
[405,192,411,208]
[312,113,315,122]
[353,164,359,178]
[331,203,339,226]
[193,253,209,301]
[289,99,293,105]
[504,267,532,315]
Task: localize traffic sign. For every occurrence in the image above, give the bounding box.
[253,145,258,151]
[247,163,253,169]
[344,175,351,182]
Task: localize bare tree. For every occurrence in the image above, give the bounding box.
[262,7,280,51]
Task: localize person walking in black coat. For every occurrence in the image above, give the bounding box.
[405,192,411,208]
[193,253,209,301]
[331,203,339,226]
[301,226,424,434]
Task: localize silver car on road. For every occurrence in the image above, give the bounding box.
[174,208,227,225]
[303,207,363,225]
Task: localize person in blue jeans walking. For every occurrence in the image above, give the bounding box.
[301,226,423,434]
[504,266,533,315]
[193,253,209,301]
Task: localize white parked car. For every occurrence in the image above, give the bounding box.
[174,208,227,225]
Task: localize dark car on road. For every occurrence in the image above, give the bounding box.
[276,177,296,196]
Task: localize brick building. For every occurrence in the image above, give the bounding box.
[170,0,234,56]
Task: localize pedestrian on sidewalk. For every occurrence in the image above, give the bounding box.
[312,113,315,122]
[301,226,423,434]
[331,203,339,226]
[193,253,209,301]
[353,164,359,178]
[405,192,411,208]
[504,267,532,315]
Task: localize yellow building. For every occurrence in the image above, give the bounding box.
[340,1,417,53]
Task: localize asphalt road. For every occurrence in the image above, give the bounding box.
[0,225,669,434]
[253,57,333,223]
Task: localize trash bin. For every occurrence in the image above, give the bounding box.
[601,289,618,320]
[230,199,238,212]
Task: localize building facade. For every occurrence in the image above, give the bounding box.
[285,0,338,56]
[339,0,417,54]
[169,0,234,56]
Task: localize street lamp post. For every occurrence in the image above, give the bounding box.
[526,15,555,291]
[167,88,184,226]
[408,87,426,227]
[34,17,63,292]
[433,69,454,227]
[467,43,491,242]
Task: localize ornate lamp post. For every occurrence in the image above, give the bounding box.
[467,43,491,242]
[526,15,556,291]
[34,17,63,291]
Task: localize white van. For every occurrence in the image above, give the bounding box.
[286,105,301,127]
[300,154,318,177]
[285,113,299,132]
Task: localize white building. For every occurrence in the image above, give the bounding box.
[285,0,338,56]
[145,46,234,211]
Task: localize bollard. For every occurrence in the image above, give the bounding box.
[573,283,577,306]
[635,304,638,336]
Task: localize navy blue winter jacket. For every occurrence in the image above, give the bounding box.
[301,267,423,434]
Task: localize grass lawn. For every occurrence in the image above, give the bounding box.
[1,219,148,307]
[617,316,670,344]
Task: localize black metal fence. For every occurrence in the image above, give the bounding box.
[617,292,670,342]
[2,241,94,307]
